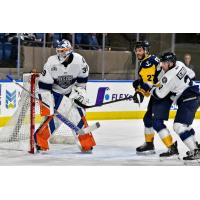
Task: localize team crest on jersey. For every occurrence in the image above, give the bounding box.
[176,67,187,80]
[145,61,151,66]
[161,76,168,84]
[56,75,73,89]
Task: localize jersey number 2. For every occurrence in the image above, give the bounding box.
[147,75,154,81]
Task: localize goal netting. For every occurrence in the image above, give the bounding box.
[0,73,75,153]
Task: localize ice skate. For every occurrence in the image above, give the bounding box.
[159,141,179,160]
[136,142,155,155]
[183,148,200,161]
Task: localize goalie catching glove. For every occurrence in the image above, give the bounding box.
[69,85,89,107]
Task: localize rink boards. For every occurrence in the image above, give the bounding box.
[0,80,200,125]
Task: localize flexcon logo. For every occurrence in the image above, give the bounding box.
[95,87,110,105]
[95,87,133,105]
[6,90,16,109]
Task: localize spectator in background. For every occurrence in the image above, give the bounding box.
[88,33,100,50]
[75,33,83,49]
[74,33,100,50]
[61,33,72,43]
[184,53,195,70]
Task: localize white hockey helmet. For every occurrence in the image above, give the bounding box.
[56,39,73,63]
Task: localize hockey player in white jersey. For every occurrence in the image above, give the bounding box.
[34,39,96,152]
[141,52,200,160]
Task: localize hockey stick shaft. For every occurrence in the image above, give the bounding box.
[7,75,100,135]
[74,83,161,109]
[74,95,134,109]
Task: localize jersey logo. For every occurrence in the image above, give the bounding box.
[56,75,73,89]
[161,76,168,84]
[145,61,151,66]
[51,66,57,71]
[176,67,187,80]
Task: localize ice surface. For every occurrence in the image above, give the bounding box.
[0,119,200,166]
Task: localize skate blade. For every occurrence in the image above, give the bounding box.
[160,154,180,162]
[36,150,49,155]
[79,150,93,154]
[183,159,200,166]
[136,150,156,155]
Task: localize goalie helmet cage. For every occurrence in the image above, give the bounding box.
[0,73,75,154]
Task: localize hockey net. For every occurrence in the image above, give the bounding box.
[0,73,75,153]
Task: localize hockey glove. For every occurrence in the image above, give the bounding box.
[140,82,152,92]
[132,79,141,89]
[69,86,89,106]
[133,91,144,103]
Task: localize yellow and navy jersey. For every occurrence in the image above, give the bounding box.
[138,55,160,84]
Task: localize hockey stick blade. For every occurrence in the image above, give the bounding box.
[81,122,100,134]
[136,93,141,107]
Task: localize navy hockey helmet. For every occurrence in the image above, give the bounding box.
[160,52,177,64]
[135,41,150,52]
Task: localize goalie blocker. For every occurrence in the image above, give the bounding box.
[36,91,96,152]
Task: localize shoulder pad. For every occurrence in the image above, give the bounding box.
[47,55,59,64]
[150,55,160,65]
[140,55,159,68]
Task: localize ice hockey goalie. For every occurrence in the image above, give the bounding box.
[35,39,96,152]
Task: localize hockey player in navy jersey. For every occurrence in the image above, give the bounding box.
[133,41,178,157]
[34,39,96,152]
[142,52,200,160]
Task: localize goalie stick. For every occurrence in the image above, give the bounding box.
[7,75,100,151]
[74,95,134,109]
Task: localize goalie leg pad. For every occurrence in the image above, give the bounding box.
[78,133,96,151]
[54,96,96,151]
[76,109,96,150]
[38,92,54,116]
[34,116,54,150]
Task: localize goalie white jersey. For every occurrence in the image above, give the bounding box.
[38,52,89,95]
[151,61,196,102]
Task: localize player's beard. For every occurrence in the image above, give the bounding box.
[137,53,145,61]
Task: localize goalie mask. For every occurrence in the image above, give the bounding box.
[56,39,73,63]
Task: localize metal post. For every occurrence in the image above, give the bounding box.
[135,33,140,80]
[72,33,75,49]
[17,33,21,79]
[43,33,46,64]
[171,33,176,53]
[42,33,46,65]
[102,33,106,80]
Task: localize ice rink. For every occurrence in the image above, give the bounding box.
[0,119,200,166]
